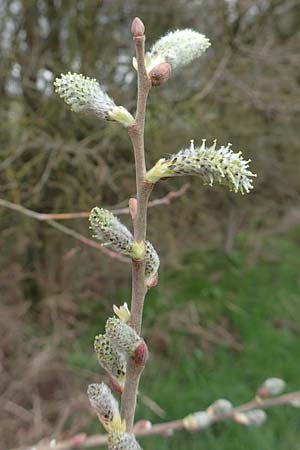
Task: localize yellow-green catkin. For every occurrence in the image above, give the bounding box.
[146,139,256,194]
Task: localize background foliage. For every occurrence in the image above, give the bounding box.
[1,1,300,449]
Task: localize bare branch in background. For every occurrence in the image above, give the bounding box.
[0,184,189,221]
[0,185,188,264]
[0,199,129,264]
[7,389,300,450]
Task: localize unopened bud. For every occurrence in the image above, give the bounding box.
[133,340,148,366]
[207,399,233,417]
[290,397,300,408]
[149,62,171,87]
[257,378,286,398]
[133,420,152,432]
[71,434,86,446]
[129,198,137,220]
[234,409,267,427]
[183,411,212,431]
[146,272,158,289]
[131,17,145,37]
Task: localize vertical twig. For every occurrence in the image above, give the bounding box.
[120,18,153,431]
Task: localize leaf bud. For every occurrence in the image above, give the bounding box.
[207,399,233,417]
[234,409,267,427]
[131,17,145,37]
[149,62,171,87]
[183,411,212,431]
[257,378,286,398]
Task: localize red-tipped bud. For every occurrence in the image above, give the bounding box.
[257,378,286,398]
[71,433,87,447]
[133,420,152,433]
[133,340,148,366]
[149,62,171,87]
[256,386,269,399]
[146,272,159,289]
[129,197,137,220]
[131,17,145,37]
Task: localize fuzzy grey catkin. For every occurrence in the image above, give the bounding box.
[234,409,267,426]
[89,208,134,255]
[108,432,142,450]
[90,208,160,280]
[149,29,210,71]
[94,334,127,388]
[207,399,233,417]
[183,411,213,431]
[54,73,134,126]
[260,378,286,396]
[87,383,124,432]
[145,241,160,283]
[133,29,210,74]
[105,317,141,357]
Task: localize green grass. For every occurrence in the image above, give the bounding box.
[70,236,300,449]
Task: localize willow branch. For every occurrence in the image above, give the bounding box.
[8,390,300,450]
[0,198,129,264]
[0,184,189,221]
[0,183,188,265]
[120,18,153,431]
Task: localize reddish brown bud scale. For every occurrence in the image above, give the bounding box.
[71,433,87,446]
[257,386,271,398]
[146,272,158,289]
[129,197,137,220]
[131,17,145,37]
[149,62,171,87]
[133,420,152,432]
[133,340,148,366]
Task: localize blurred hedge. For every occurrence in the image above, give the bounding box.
[1,0,300,299]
